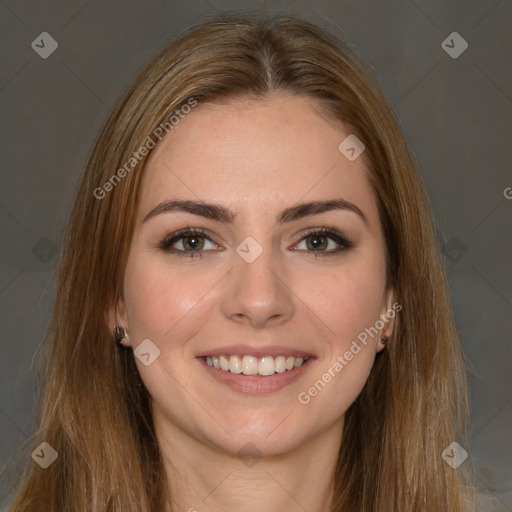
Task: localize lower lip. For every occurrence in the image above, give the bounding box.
[197,357,315,394]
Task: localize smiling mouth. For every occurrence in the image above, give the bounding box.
[203,354,310,376]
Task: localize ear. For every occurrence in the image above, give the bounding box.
[106,296,131,347]
[377,287,398,352]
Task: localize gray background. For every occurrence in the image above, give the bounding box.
[0,0,511,510]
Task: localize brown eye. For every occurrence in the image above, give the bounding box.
[293,228,354,255]
[305,234,329,251]
[159,228,220,257]
[181,234,205,251]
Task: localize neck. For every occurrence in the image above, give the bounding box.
[155,416,343,512]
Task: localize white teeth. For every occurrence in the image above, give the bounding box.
[258,356,275,376]
[275,355,287,373]
[219,355,230,371]
[229,355,243,374]
[205,354,309,376]
[242,355,259,375]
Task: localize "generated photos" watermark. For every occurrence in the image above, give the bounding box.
[298,301,402,405]
[93,97,197,200]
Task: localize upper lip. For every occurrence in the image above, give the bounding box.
[196,345,316,359]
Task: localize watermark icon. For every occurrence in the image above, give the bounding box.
[93,97,198,200]
[504,187,512,200]
[134,338,161,366]
[31,32,58,59]
[236,236,263,263]
[237,442,263,468]
[338,134,365,161]
[297,301,402,405]
[31,441,58,468]
[443,237,468,263]
[441,441,468,469]
[441,32,468,59]
[32,236,57,263]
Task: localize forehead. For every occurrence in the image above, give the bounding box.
[137,93,379,228]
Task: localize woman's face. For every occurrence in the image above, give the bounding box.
[112,93,395,456]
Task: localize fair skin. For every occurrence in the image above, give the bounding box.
[110,92,395,512]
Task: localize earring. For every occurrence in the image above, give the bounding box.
[114,326,128,346]
[381,335,389,345]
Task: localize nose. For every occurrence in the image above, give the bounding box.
[221,243,295,329]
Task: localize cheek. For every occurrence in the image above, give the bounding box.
[294,258,385,391]
[122,253,212,344]
[293,259,386,418]
[302,259,386,346]
[295,298,382,426]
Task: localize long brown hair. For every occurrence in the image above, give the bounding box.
[7,11,477,511]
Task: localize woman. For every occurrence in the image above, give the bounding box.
[7,11,477,511]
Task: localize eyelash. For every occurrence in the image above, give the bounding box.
[158,226,355,259]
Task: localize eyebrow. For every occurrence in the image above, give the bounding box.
[142,198,368,226]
